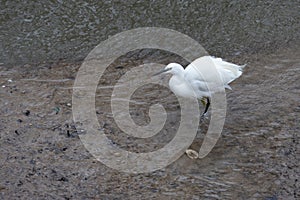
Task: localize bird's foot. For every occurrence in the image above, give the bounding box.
[185,149,199,159]
[200,112,209,122]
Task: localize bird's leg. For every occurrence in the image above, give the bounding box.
[186,97,210,159]
[201,97,210,117]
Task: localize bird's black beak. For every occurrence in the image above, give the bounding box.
[152,68,172,76]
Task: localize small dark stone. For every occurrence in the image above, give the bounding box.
[58,177,68,182]
[54,107,60,114]
[14,130,20,135]
[103,122,108,128]
[17,119,23,123]
[115,66,124,69]
[24,110,30,116]
[17,180,23,186]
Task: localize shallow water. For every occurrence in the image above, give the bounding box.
[0,47,299,199]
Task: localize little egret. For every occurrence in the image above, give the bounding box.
[154,56,245,116]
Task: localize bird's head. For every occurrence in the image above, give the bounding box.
[153,63,184,76]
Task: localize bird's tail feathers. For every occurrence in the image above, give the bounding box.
[240,64,247,70]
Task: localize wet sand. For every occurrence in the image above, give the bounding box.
[0,47,299,199]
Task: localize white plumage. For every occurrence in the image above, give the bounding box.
[154,56,245,115]
[168,56,244,98]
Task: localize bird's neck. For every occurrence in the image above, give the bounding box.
[172,68,185,78]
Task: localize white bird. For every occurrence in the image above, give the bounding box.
[154,56,245,116]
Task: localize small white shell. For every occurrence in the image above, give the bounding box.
[185,149,199,159]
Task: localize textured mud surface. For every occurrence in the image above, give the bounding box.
[0,46,299,199]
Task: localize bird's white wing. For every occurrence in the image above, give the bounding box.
[185,56,244,85]
[185,56,219,83]
[187,79,211,98]
[211,57,244,84]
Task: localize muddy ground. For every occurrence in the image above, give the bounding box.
[0,46,299,199]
